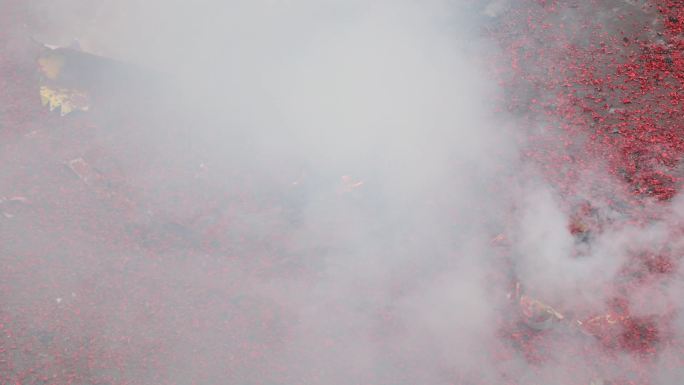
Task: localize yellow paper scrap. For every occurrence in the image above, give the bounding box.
[39,86,90,116]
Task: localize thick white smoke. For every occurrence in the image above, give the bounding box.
[12,1,682,384]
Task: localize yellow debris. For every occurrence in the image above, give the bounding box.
[520,295,565,321]
[39,86,90,117]
[37,53,65,80]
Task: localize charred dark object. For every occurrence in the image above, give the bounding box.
[37,46,164,105]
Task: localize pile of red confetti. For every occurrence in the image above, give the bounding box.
[490,1,684,383]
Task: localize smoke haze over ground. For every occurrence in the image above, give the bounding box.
[2,1,684,384]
